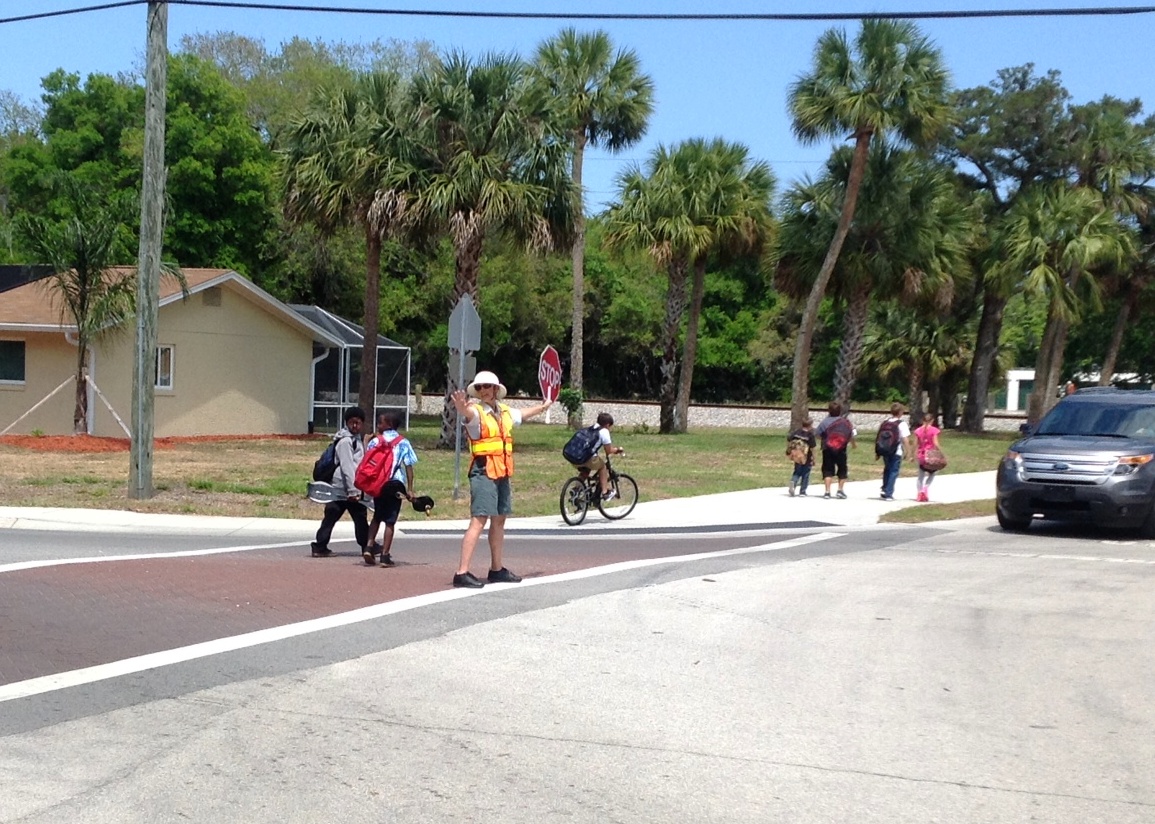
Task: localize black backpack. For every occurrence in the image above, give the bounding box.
[875,419,901,458]
[312,435,352,482]
[562,425,602,465]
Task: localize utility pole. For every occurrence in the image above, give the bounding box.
[129,2,167,499]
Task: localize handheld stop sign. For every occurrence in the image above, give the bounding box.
[538,345,562,401]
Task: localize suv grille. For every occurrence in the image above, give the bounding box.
[1019,453,1115,485]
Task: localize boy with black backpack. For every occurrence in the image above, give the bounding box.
[310,406,369,558]
[563,412,624,501]
[875,402,912,501]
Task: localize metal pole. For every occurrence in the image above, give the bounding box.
[129,2,167,499]
[452,342,465,501]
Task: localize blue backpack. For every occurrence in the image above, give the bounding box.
[562,425,602,465]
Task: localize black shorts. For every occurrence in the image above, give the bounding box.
[372,480,407,524]
[821,447,848,480]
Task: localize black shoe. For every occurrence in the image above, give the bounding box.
[311,542,333,558]
[487,567,522,584]
[452,571,485,588]
[379,553,396,567]
[362,547,375,565]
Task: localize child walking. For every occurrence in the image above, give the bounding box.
[362,411,419,567]
[786,417,816,497]
[913,413,942,502]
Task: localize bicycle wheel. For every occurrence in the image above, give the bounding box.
[560,477,590,526]
[598,472,638,520]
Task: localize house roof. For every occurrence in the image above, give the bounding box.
[0,265,53,294]
[290,304,409,350]
[0,267,344,348]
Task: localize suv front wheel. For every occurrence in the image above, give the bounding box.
[997,506,1032,532]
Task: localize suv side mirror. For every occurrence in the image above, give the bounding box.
[1018,422,1034,436]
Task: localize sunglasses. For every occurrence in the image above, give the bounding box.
[474,383,495,390]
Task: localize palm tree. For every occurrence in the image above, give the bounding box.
[17,177,180,434]
[1098,214,1155,384]
[605,138,774,433]
[282,71,418,418]
[530,28,654,426]
[785,18,951,430]
[407,52,576,445]
[995,184,1133,422]
[863,304,977,424]
[776,143,973,410]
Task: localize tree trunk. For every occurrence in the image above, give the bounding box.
[673,257,708,434]
[960,291,1008,433]
[789,128,872,431]
[658,257,689,434]
[907,360,925,425]
[358,226,382,422]
[832,283,871,412]
[440,224,485,447]
[940,364,965,429]
[1026,307,1063,424]
[73,343,88,435]
[1040,317,1070,418]
[568,131,587,429]
[1099,287,1136,386]
[927,381,942,424]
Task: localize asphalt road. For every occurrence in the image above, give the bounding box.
[1,518,1153,823]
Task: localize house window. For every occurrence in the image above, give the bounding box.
[0,340,25,383]
[155,344,174,390]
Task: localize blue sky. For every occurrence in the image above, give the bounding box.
[2,1,1154,210]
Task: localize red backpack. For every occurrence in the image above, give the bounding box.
[354,436,399,498]
[823,416,853,451]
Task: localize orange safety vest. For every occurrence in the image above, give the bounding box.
[468,402,515,479]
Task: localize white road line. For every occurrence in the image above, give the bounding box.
[0,531,843,703]
[0,541,305,574]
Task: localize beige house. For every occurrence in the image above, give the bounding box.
[0,268,345,437]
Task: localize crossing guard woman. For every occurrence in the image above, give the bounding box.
[450,370,553,588]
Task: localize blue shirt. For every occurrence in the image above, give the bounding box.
[366,430,418,485]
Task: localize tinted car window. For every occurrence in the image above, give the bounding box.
[1035,401,1155,438]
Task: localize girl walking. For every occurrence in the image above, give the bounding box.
[913,413,942,502]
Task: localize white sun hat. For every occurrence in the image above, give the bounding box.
[467,370,507,399]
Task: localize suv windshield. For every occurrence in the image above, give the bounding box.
[1035,401,1155,439]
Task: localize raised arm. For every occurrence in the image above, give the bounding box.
[520,397,555,420]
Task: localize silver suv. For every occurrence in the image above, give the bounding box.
[996,388,1155,535]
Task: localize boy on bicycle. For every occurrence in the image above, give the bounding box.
[567,412,625,500]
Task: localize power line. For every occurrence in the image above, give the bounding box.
[1,2,139,25]
[6,1,1155,25]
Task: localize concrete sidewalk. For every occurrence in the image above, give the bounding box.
[0,471,997,537]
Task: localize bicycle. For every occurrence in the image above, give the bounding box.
[559,454,639,526]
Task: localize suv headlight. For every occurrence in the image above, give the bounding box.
[1004,450,1022,463]
[1114,454,1154,475]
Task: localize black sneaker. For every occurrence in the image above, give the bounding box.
[362,547,376,565]
[379,553,396,567]
[487,567,522,584]
[836,490,848,499]
[311,542,333,558]
[452,571,485,588]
